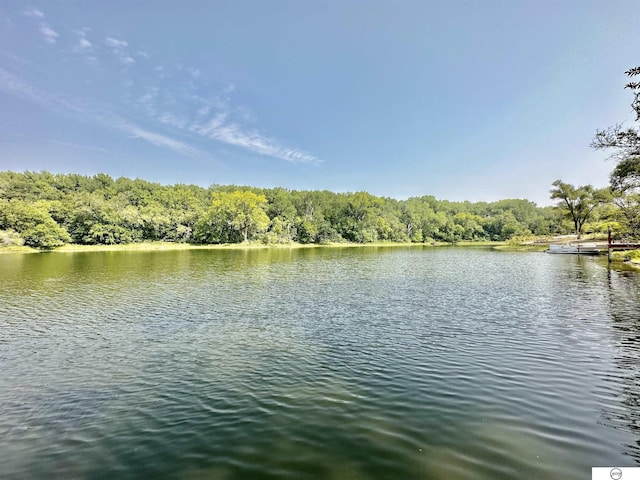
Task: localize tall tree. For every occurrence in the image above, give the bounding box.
[194,191,270,243]
[592,67,640,238]
[550,180,607,238]
[592,67,640,158]
[609,157,640,237]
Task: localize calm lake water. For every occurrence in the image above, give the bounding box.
[1,246,639,479]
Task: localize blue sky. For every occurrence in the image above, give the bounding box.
[1,0,638,205]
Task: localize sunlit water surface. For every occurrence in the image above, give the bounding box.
[1,247,639,479]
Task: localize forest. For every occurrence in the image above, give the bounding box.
[0,170,585,249]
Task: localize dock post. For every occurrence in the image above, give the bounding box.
[608,226,612,263]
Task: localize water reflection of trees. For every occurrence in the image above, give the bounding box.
[604,267,640,463]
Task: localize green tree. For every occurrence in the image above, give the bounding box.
[337,192,385,242]
[0,199,70,248]
[453,212,486,240]
[592,67,640,238]
[592,67,640,159]
[550,180,608,238]
[609,158,640,238]
[264,188,297,242]
[195,191,270,243]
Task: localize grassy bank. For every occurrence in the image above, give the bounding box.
[611,249,640,267]
[0,240,423,254]
[0,240,515,254]
[1,241,313,254]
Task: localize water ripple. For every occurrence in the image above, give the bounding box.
[0,248,639,479]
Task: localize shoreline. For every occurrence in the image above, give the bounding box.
[0,240,505,254]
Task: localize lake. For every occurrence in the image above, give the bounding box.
[1,246,639,479]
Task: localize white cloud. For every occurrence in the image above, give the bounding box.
[0,68,42,101]
[158,112,187,129]
[102,37,136,66]
[23,8,44,18]
[72,29,94,58]
[50,139,108,153]
[0,68,75,111]
[105,36,128,48]
[154,65,168,79]
[136,87,159,115]
[40,25,59,43]
[195,118,319,164]
[0,68,206,159]
[120,123,204,157]
[196,105,211,117]
[148,91,321,164]
[22,8,59,44]
[192,113,227,135]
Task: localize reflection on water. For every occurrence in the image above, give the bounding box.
[604,267,640,463]
[0,247,639,480]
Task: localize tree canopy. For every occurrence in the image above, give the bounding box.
[591,66,640,239]
[1,171,566,248]
[549,180,608,238]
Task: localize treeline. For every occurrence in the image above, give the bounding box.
[1,171,565,248]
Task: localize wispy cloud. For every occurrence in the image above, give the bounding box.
[22,8,44,19]
[10,14,319,165]
[0,67,72,110]
[0,68,206,158]
[72,28,94,57]
[158,112,188,129]
[131,86,320,164]
[50,139,108,153]
[187,105,318,163]
[119,123,203,157]
[135,86,159,116]
[40,25,59,43]
[23,8,59,44]
[205,123,319,163]
[105,36,128,48]
[0,134,107,154]
[103,36,135,65]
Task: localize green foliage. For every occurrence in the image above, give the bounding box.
[22,223,70,248]
[1,171,573,247]
[194,191,270,243]
[592,67,640,238]
[550,180,609,238]
[0,199,70,248]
